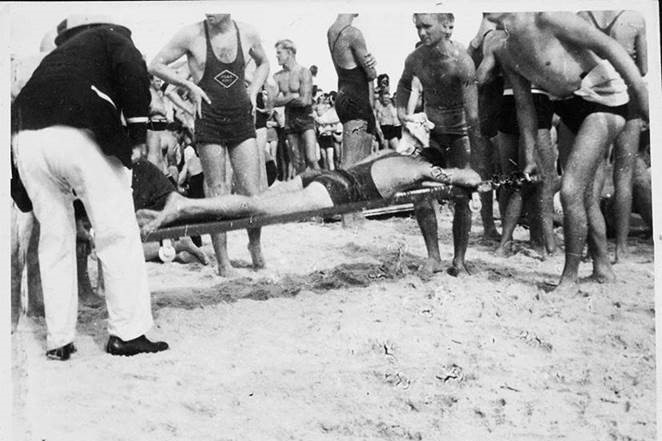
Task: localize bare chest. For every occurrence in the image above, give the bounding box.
[277,70,302,93]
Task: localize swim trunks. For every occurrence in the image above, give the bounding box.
[380,125,402,140]
[194,20,256,146]
[498,91,554,135]
[424,104,469,136]
[284,105,315,135]
[300,155,388,205]
[553,95,628,134]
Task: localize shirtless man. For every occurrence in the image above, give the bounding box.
[149,13,269,276]
[477,29,558,257]
[327,14,380,167]
[578,10,647,262]
[396,13,487,275]
[272,39,318,174]
[138,151,482,240]
[483,12,648,292]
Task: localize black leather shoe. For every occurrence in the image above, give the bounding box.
[46,342,77,361]
[106,335,169,356]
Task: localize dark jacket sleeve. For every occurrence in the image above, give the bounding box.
[105,29,150,144]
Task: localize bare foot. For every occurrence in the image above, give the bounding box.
[552,280,580,296]
[494,241,512,257]
[592,262,616,284]
[447,262,471,277]
[614,245,630,264]
[217,261,237,278]
[420,258,444,274]
[135,209,159,228]
[248,243,266,270]
[176,237,209,265]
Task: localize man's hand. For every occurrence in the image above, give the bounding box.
[187,83,212,118]
[363,52,377,70]
[522,162,538,180]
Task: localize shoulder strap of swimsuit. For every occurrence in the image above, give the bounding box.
[233,20,245,65]
[331,24,353,53]
[203,20,214,59]
[586,11,602,31]
[603,10,626,36]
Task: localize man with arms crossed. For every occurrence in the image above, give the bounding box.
[273,39,318,173]
[327,13,381,167]
[483,12,648,293]
[149,13,269,276]
[396,13,487,276]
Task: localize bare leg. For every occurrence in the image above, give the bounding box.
[287,134,306,175]
[632,154,652,231]
[340,119,373,227]
[229,137,267,270]
[414,198,444,273]
[447,135,473,275]
[11,206,23,332]
[146,130,166,173]
[586,157,615,283]
[174,237,210,265]
[197,143,234,276]
[302,129,320,170]
[556,113,623,292]
[612,118,641,261]
[472,134,499,240]
[494,132,521,255]
[534,128,559,254]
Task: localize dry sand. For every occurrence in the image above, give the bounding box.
[11,208,656,441]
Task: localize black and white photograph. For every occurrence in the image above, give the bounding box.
[5,0,661,439]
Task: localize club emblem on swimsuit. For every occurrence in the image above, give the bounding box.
[214,70,239,88]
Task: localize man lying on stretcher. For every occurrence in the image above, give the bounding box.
[138,149,482,234]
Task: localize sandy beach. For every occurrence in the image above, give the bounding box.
[10,206,656,441]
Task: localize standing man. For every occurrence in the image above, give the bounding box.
[149,13,269,276]
[483,12,648,292]
[327,13,380,167]
[11,15,168,359]
[273,39,318,174]
[396,13,486,275]
[578,10,647,262]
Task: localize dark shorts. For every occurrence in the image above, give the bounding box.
[188,173,205,199]
[195,104,256,146]
[498,93,554,135]
[318,134,335,149]
[285,105,315,135]
[301,167,381,206]
[380,125,401,140]
[553,95,628,134]
[335,91,376,134]
[132,159,176,211]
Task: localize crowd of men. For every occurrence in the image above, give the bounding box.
[10,11,651,360]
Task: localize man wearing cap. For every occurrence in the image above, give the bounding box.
[273,39,319,173]
[11,14,169,360]
[149,13,269,277]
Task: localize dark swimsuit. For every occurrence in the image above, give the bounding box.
[330,25,376,133]
[300,153,400,205]
[194,21,255,146]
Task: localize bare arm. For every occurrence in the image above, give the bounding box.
[541,12,648,119]
[245,25,270,108]
[396,54,416,123]
[288,67,313,107]
[148,25,210,117]
[476,31,505,86]
[634,18,647,76]
[504,64,537,175]
[272,72,295,107]
[349,28,377,81]
[458,47,484,168]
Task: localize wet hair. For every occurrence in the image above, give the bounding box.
[275,39,296,54]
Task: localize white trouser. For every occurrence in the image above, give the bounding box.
[12,126,153,349]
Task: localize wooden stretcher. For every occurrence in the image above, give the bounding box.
[142,182,479,242]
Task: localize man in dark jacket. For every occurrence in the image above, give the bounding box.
[11,14,168,360]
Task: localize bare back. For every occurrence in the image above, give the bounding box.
[327,24,360,69]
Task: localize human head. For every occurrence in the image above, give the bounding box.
[377,73,390,91]
[379,91,391,105]
[309,65,318,77]
[483,12,510,30]
[275,39,297,65]
[413,13,454,46]
[55,14,127,46]
[205,14,231,28]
